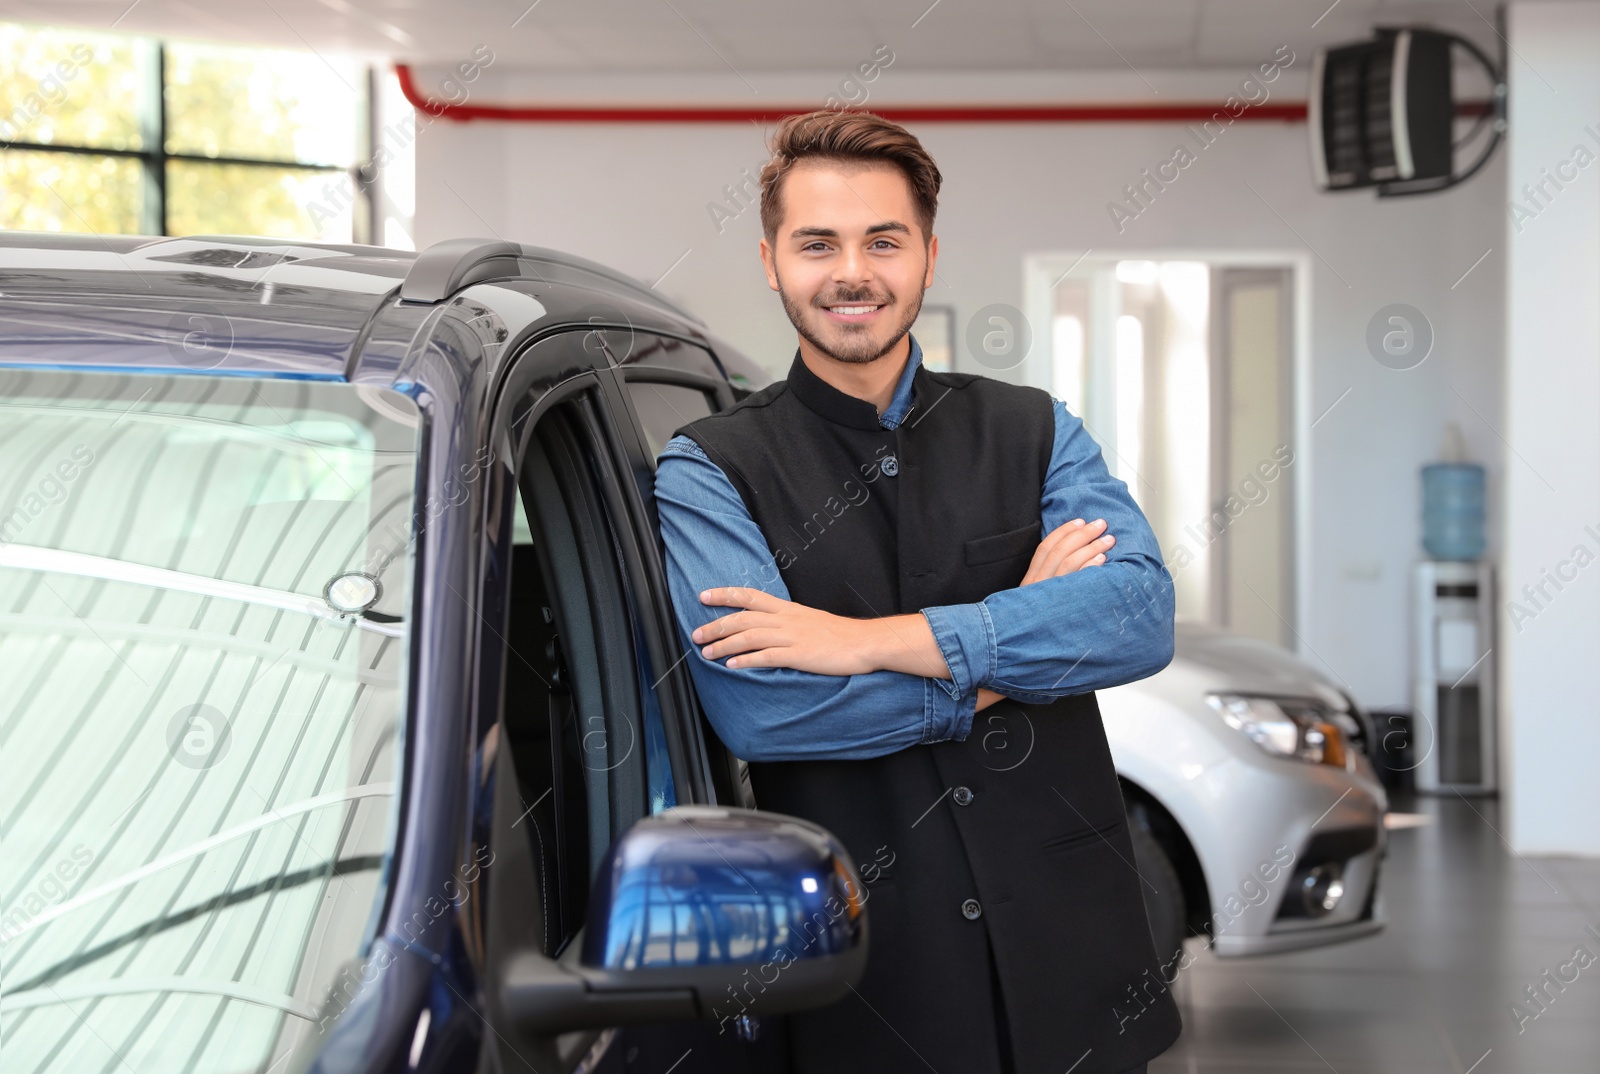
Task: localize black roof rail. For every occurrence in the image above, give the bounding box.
[398,237,705,326]
[399,238,523,303]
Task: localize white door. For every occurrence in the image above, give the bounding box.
[1210,267,1295,646]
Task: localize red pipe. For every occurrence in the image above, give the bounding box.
[395,63,1487,125]
[395,64,1310,124]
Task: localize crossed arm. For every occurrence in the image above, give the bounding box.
[653,399,1176,763]
[688,516,1116,708]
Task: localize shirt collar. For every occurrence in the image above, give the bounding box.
[880,334,923,429]
[784,333,925,432]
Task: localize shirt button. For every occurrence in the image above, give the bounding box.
[952,786,974,806]
[880,454,899,477]
[961,898,983,920]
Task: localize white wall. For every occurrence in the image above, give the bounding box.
[412,63,1507,716]
[1503,2,1600,856]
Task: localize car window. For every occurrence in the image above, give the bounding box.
[0,369,419,1073]
[492,389,660,957]
[616,332,723,380]
[615,366,757,813]
[625,380,720,459]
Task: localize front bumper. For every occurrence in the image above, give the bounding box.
[1213,916,1385,956]
[1193,753,1389,958]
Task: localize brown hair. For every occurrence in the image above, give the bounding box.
[758,110,942,246]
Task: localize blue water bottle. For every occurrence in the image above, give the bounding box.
[1422,462,1486,561]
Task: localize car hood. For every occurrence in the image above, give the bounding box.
[1171,617,1350,709]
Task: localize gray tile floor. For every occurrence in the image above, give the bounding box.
[1148,793,1600,1074]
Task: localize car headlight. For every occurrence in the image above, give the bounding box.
[1335,692,1375,758]
[1205,694,1348,767]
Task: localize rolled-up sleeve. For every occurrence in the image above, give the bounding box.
[918,399,1176,701]
[655,435,976,761]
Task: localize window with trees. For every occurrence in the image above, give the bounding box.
[0,22,378,242]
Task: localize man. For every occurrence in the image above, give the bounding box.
[654,110,1181,1074]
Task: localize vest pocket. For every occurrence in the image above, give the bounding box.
[963,522,1039,567]
[1038,816,1126,854]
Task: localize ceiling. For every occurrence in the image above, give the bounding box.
[7,0,1502,73]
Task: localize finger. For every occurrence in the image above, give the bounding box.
[1056,532,1115,575]
[1045,517,1086,538]
[700,586,779,611]
[691,610,752,643]
[1022,520,1085,584]
[1034,519,1085,555]
[1035,518,1107,577]
[723,646,792,670]
[1039,533,1107,581]
[1059,532,1114,573]
[703,628,788,662]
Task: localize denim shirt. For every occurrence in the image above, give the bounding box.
[654,335,1175,763]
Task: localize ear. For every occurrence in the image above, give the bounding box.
[759,236,780,292]
[923,233,938,290]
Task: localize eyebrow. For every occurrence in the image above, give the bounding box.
[789,221,912,240]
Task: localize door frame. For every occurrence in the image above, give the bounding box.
[610,360,759,811]
[1022,248,1314,651]
[474,333,655,1073]
[1210,265,1296,642]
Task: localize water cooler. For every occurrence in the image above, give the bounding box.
[1411,438,1496,795]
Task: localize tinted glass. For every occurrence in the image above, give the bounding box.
[617,333,723,379]
[626,381,717,458]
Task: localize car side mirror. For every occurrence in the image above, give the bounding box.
[503,805,868,1035]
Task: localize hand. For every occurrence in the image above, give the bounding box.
[977,687,1007,711]
[691,587,902,676]
[1019,518,1114,586]
[978,520,1113,711]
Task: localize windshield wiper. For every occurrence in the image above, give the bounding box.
[9,853,385,994]
[0,543,403,637]
[7,782,394,941]
[0,976,320,1021]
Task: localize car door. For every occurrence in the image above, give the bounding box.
[471,326,786,1072]
[612,331,736,456]
[610,335,758,813]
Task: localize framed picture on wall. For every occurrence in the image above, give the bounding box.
[913,305,955,371]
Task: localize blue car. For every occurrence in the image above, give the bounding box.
[0,234,868,1073]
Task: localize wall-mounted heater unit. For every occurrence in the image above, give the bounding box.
[1310,26,1506,197]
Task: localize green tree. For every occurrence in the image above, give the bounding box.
[0,24,143,233]
[1,22,358,240]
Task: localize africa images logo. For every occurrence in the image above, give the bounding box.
[1106,45,1296,233]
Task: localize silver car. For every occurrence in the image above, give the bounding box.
[1105,618,1388,964]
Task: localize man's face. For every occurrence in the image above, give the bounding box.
[760,161,938,365]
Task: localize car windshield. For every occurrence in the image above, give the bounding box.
[0,369,420,1073]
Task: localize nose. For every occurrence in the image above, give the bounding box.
[832,244,873,288]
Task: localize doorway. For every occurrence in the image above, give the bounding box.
[1023,253,1303,648]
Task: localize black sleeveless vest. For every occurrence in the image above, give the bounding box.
[675,351,1182,1074]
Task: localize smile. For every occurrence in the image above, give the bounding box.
[823,304,885,321]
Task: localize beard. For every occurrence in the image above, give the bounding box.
[775,264,926,366]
